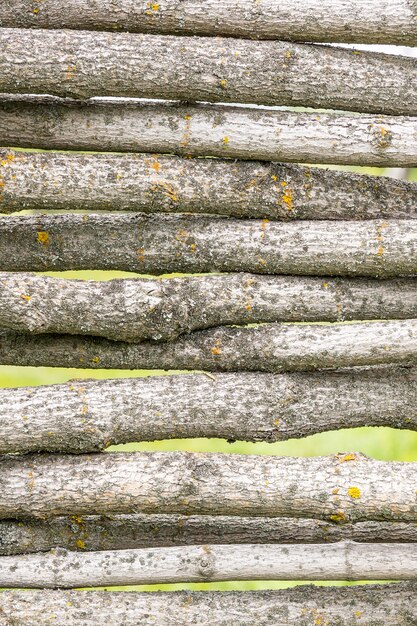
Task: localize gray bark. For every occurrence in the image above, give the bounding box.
[0,451,415,521]
[2,99,417,167]
[1,0,417,45]
[1,29,416,115]
[2,273,417,343]
[1,584,415,626]
[2,149,417,217]
[0,543,414,587]
[0,367,416,453]
[2,514,417,556]
[1,215,416,278]
[0,319,416,372]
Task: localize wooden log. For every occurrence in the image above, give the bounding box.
[1,99,417,167]
[2,514,417,556]
[0,451,415,521]
[0,319,416,372]
[1,215,416,278]
[2,150,417,217]
[1,367,416,453]
[1,584,415,625]
[1,0,417,45]
[0,543,415,587]
[2,273,417,343]
[1,28,416,115]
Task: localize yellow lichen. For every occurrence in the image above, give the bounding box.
[65,64,77,81]
[338,453,356,462]
[329,511,347,524]
[211,346,222,356]
[37,231,49,246]
[20,293,31,302]
[348,486,361,499]
[219,79,228,89]
[76,539,86,550]
[223,136,229,146]
[91,356,100,364]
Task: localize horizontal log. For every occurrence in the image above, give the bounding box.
[0,319,416,372]
[1,215,416,277]
[2,514,417,556]
[1,29,416,115]
[2,100,417,167]
[1,0,417,45]
[0,451,415,520]
[1,367,416,453]
[2,273,417,343]
[2,150,417,217]
[0,543,415,587]
[0,584,415,625]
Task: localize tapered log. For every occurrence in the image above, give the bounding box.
[0,451,415,521]
[1,29,416,115]
[1,368,416,453]
[1,215,416,278]
[2,150,417,217]
[2,100,417,167]
[2,273,417,343]
[1,0,417,46]
[0,543,414,587]
[3,514,417,556]
[1,584,416,626]
[0,320,416,372]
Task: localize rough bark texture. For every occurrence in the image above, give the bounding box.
[1,29,416,115]
[2,273,417,343]
[2,98,417,167]
[1,584,416,626]
[2,149,417,217]
[0,320,416,372]
[0,367,416,453]
[2,514,417,556]
[2,0,417,45]
[0,543,415,587]
[1,214,416,278]
[0,451,415,521]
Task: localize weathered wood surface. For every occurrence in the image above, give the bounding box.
[2,0,417,45]
[2,98,417,166]
[3,514,417,556]
[1,29,416,115]
[0,543,415,587]
[2,215,416,278]
[1,368,416,453]
[1,584,415,626]
[0,320,416,372]
[0,452,415,521]
[2,149,417,217]
[2,273,417,343]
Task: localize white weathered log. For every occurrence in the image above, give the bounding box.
[2,515,417,556]
[0,543,414,588]
[1,0,417,45]
[1,98,417,166]
[0,451,415,521]
[0,367,416,453]
[1,320,416,372]
[2,149,417,216]
[1,214,416,277]
[2,273,417,343]
[1,584,415,625]
[1,28,416,115]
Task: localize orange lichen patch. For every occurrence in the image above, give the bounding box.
[150,160,161,172]
[372,124,393,150]
[148,2,160,10]
[211,346,222,356]
[0,152,15,166]
[245,303,252,311]
[20,293,31,302]
[376,222,389,256]
[76,539,86,550]
[37,231,49,246]
[281,187,293,211]
[137,248,145,262]
[329,511,347,524]
[348,486,361,499]
[65,64,77,81]
[71,515,85,527]
[338,453,356,462]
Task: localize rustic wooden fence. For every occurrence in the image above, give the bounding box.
[0,1,417,623]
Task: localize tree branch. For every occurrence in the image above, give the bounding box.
[1,98,417,166]
[1,214,416,277]
[0,451,415,521]
[1,28,416,115]
[0,367,416,453]
[0,319,416,372]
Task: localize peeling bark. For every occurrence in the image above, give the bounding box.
[1,214,416,278]
[0,451,415,521]
[0,319,416,372]
[1,0,417,45]
[1,98,417,166]
[1,28,416,114]
[0,367,416,453]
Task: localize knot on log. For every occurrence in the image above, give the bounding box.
[196,548,216,580]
